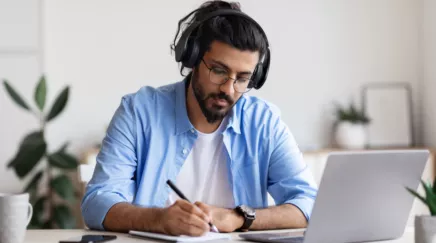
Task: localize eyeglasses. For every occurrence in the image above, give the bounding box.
[201,59,253,93]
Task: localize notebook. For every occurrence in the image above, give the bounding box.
[129,230,231,242]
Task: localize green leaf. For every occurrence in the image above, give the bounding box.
[33,196,46,225]
[46,86,69,122]
[406,187,428,206]
[28,220,43,229]
[59,142,70,152]
[23,170,43,193]
[34,196,46,218]
[428,200,436,216]
[422,180,436,215]
[334,101,370,124]
[433,177,436,194]
[28,196,47,229]
[3,80,30,111]
[51,175,74,201]
[7,131,46,178]
[48,151,78,169]
[42,219,52,229]
[34,75,47,111]
[54,205,75,229]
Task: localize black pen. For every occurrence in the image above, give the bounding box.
[166,180,220,233]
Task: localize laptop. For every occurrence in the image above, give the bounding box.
[240,150,429,243]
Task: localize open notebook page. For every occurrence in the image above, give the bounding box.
[129,230,231,242]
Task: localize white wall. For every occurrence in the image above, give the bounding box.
[0,0,425,191]
[0,0,42,193]
[422,0,436,146]
[254,0,422,149]
[42,0,422,152]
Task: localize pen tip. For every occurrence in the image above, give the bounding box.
[210,225,219,233]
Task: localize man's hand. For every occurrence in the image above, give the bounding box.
[194,202,244,233]
[103,201,305,234]
[158,200,211,236]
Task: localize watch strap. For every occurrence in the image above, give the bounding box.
[240,214,254,230]
[236,206,255,230]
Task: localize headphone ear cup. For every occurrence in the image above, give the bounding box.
[250,63,263,89]
[254,49,270,89]
[182,37,200,68]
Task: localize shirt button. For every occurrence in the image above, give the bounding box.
[190,129,195,133]
[182,149,188,154]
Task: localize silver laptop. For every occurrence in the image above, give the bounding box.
[240,150,429,243]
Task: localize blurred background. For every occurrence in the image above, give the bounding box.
[0,0,435,229]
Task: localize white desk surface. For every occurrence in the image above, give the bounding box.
[24,227,415,243]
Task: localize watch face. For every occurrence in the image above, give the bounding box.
[240,205,256,217]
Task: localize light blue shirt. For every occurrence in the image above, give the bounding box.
[81,79,318,230]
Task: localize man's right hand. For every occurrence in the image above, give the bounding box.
[157,199,212,236]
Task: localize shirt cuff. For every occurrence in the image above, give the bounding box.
[82,193,126,230]
[284,197,315,221]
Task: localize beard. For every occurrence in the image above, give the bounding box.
[191,69,235,124]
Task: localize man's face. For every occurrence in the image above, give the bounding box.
[191,41,259,124]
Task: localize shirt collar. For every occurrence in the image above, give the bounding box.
[174,79,194,135]
[174,77,242,135]
[227,103,241,134]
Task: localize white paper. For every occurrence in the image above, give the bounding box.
[129,230,231,242]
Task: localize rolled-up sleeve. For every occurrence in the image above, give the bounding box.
[267,118,318,221]
[81,96,137,230]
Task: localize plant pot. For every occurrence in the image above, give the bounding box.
[415,215,436,243]
[334,121,367,149]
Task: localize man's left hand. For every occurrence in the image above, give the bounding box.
[194,202,244,233]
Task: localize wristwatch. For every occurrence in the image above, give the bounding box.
[235,205,256,231]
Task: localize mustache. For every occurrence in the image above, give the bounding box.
[208,92,234,104]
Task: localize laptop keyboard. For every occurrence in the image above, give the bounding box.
[242,232,305,243]
[268,232,304,243]
[270,236,304,243]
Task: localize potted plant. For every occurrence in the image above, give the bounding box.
[2,75,79,229]
[334,102,370,149]
[407,180,436,243]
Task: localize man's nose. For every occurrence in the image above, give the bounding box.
[220,77,235,96]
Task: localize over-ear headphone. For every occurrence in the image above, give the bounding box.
[174,9,271,90]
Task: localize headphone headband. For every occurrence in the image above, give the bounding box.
[174,8,271,90]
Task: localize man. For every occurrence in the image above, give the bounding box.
[81,0,317,236]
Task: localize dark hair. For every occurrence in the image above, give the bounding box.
[171,0,268,76]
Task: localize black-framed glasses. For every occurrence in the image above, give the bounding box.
[201,59,253,93]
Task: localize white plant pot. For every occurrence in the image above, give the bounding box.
[334,121,367,149]
[415,215,436,243]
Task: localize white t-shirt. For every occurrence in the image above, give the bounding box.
[166,118,235,208]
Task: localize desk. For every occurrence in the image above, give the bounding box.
[24,228,415,243]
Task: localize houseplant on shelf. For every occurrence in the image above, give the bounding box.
[407,180,436,243]
[334,102,370,149]
[2,75,79,229]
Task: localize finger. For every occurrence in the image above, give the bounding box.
[177,200,210,222]
[177,209,210,234]
[194,202,212,220]
[178,219,208,237]
[186,224,208,236]
[169,218,203,236]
